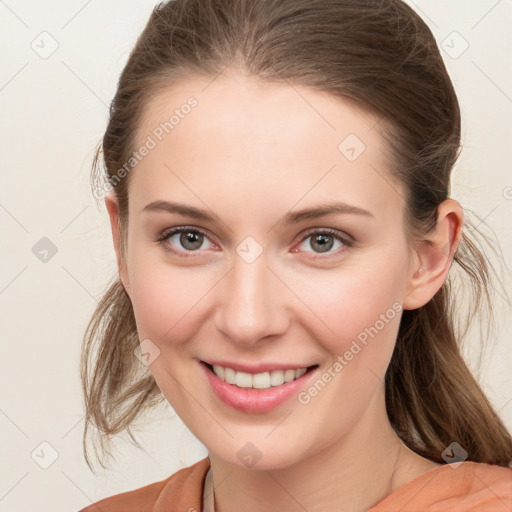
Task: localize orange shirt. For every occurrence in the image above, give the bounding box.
[79,457,512,511]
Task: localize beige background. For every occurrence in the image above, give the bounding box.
[0,1,511,510]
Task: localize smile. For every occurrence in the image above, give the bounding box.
[211,364,308,389]
[201,361,319,413]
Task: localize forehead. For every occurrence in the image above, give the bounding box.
[130,73,403,224]
[137,72,380,154]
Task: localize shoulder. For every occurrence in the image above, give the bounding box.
[78,457,210,512]
[371,461,512,511]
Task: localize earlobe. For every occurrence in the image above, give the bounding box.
[403,199,463,310]
[104,192,130,294]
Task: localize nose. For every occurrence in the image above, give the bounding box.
[213,252,289,346]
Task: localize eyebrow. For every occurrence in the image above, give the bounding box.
[142,199,374,225]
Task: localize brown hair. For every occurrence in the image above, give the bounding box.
[81,0,512,470]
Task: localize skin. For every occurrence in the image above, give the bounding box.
[106,71,463,512]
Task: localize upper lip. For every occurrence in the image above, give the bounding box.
[202,360,317,374]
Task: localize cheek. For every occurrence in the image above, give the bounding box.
[125,261,214,405]
[126,251,218,347]
[296,251,408,356]
[287,260,407,446]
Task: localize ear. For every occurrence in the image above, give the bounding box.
[104,192,131,295]
[403,199,463,310]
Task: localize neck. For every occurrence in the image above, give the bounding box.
[208,386,436,512]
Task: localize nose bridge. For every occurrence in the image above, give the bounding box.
[214,249,286,344]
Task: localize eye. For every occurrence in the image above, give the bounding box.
[294,228,354,258]
[157,226,215,256]
[157,226,354,259]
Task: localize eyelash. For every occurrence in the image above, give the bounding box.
[157,226,355,260]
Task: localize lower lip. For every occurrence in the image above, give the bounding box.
[201,362,318,414]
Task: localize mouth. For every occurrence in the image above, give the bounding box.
[201,361,319,390]
[201,360,320,413]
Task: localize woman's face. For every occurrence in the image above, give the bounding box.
[114,73,420,470]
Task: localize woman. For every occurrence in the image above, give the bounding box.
[80,0,512,510]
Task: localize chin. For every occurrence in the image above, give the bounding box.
[206,436,311,472]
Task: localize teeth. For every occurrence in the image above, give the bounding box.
[212,365,308,389]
